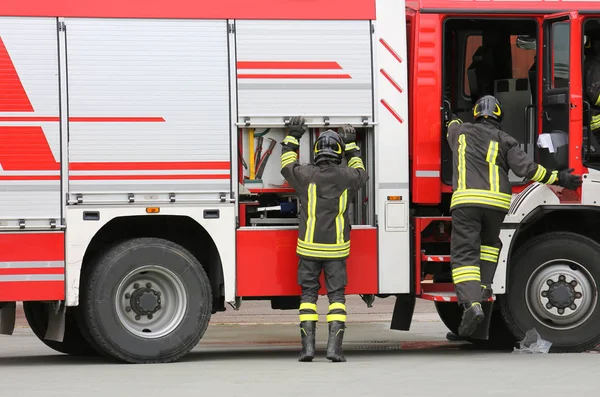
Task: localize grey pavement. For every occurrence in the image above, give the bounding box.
[2,297,600,397]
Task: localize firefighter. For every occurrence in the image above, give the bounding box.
[280,116,368,362]
[584,31,600,140]
[446,95,583,338]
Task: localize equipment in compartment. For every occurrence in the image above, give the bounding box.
[237,125,374,228]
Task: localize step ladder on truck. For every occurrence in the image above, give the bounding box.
[0,0,599,363]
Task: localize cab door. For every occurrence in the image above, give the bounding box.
[538,12,583,175]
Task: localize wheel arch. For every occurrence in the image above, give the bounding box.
[67,210,227,313]
[508,205,600,270]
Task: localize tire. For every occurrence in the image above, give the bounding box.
[500,232,600,353]
[23,301,99,356]
[434,300,516,349]
[80,237,212,364]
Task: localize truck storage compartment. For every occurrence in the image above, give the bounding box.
[65,18,232,205]
[235,20,374,127]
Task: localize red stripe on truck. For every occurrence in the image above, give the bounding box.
[70,161,231,171]
[238,73,351,79]
[0,233,64,262]
[237,61,343,70]
[0,0,376,20]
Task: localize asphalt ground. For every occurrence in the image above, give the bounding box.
[1,297,599,397]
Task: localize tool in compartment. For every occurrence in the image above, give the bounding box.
[255,138,278,180]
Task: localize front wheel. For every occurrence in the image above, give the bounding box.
[501,232,600,353]
[80,237,213,363]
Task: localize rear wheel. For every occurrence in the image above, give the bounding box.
[23,301,99,356]
[80,237,213,364]
[501,232,600,353]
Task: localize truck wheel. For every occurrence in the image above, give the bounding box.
[434,301,515,349]
[23,301,99,356]
[501,232,600,353]
[80,237,212,364]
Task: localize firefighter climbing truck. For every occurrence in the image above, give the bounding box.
[0,0,600,363]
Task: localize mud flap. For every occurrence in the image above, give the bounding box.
[45,302,66,342]
[469,301,494,340]
[0,302,16,335]
[390,294,416,331]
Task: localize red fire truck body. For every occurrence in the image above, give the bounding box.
[0,0,600,363]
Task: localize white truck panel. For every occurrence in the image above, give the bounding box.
[235,20,373,126]
[65,204,236,306]
[373,0,411,294]
[64,19,231,200]
[0,17,61,225]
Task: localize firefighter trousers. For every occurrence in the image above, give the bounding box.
[298,259,348,323]
[450,207,505,305]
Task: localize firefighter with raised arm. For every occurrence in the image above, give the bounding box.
[446,95,582,338]
[584,31,600,140]
[280,116,368,362]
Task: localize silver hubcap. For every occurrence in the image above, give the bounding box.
[526,259,597,331]
[115,265,187,338]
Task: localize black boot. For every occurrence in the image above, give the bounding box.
[299,321,316,362]
[326,321,346,362]
[458,302,485,337]
[446,331,465,341]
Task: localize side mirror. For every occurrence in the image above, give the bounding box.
[537,130,569,171]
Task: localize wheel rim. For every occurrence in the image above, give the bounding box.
[115,265,188,339]
[525,259,597,331]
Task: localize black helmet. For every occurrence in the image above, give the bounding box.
[473,95,503,123]
[314,130,344,164]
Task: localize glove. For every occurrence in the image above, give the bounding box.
[339,124,356,144]
[287,116,306,140]
[557,168,583,190]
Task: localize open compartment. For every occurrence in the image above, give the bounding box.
[237,126,376,229]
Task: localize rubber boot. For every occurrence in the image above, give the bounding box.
[326,321,346,362]
[458,302,485,337]
[446,331,465,341]
[298,321,316,362]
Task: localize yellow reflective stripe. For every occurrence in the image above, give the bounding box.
[452,266,481,276]
[297,239,350,250]
[327,314,347,322]
[281,151,298,168]
[451,189,511,203]
[296,247,350,258]
[300,302,317,312]
[448,119,462,127]
[336,189,348,245]
[451,197,511,210]
[480,253,498,262]
[453,275,481,284]
[283,135,299,146]
[348,157,365,170]
[531,164,547,182]
[596,95,600,106]
[304,183,317,243]
[345,142,359,151]
[592,114,600,130]
[546,170,558,185]
[486,141,500,192]
[452,265,480,273]
[458,134,467,190]
[480,245,499,254]
[329,302,346,311]
[300,314,319,321]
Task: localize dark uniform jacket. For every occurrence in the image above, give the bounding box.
[280,131,369,260]
[584,55,600,133]
[447,119,557,213]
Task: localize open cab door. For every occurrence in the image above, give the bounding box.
[537,12,584,189]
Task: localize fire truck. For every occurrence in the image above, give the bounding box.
[1,0,600,363]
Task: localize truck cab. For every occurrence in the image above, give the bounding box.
[405,0,600,351]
